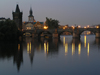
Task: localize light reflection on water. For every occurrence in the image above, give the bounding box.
[0,35,100,75]
[78,43,81,55]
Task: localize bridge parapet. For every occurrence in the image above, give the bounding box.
[22,27,100,38]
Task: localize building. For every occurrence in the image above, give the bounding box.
[12,4,23,31]
[28,7,35,22]
[23,7,44,31]
[33,21,44,29]
[23,22,33,30]
[0,17,6,21]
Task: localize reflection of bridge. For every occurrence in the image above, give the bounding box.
[23,27,100,38]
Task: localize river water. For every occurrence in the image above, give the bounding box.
[0,35,100,75]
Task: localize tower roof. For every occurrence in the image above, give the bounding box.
[29,7,33,17]
[15,4,20,13]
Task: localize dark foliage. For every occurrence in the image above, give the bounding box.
[0,19,22,40]
[46,17,59,29]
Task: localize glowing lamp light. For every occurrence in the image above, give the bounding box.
[87,25,89,28]
[71,26,75,29]
[63,27,65,29]
[65,26,67,28]
[78,26,81,28]
[84,27,86,28]
[96,26,99,28]
[44,26,48,29]
[73,27,75,29]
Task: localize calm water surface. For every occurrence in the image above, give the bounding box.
[0,35,100,75]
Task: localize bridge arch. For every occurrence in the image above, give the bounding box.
[38,31,52,38]
[23,32,32,37]
[58,30,73,37]
[79,30,95,35]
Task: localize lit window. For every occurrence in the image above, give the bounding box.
[27,27,31,30]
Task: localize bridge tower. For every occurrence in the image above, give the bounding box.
[12,4,23,31]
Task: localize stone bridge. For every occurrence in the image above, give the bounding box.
[23,27,100,38]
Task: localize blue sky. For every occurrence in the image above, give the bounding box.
[0,0,100,26]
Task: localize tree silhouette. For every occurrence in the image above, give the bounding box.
[46,17,59,29]
[0,19,21,40]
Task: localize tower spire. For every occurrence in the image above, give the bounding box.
[15,4,20,12]
[28,7,34,22]
[29,7,33,17]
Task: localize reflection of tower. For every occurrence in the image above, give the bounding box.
[28,7,34,22]
[12,4,23,30]
[13,43,23,71]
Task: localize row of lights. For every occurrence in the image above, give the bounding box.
[43,25,100,30]
[62,25,100,29]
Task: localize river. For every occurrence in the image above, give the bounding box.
[0,35,100,75]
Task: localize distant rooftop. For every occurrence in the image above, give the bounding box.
[0,17,5,20]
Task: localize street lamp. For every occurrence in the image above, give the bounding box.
[87,25,89,28]
[84,27,86,28]
[96,26,99,28]
[44,26,48,29]
[78,26,81,28]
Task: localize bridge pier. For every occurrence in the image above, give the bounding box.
[96,32,100,38]
[52,33,58,38]
[32,33,38,38]
[73,33,80,38]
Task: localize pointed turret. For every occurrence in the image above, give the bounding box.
[15,4,20,13]
[29,7,33,17]
[28,7,34,22]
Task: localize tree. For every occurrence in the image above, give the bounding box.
[46,17,59,29]
[0,19,21,40]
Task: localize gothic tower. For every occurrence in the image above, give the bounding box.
[28,7,34,22]
[12,4,23,30]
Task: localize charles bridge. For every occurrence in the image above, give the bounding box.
[22,26,100,38]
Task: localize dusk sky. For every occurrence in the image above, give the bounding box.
[0,0,100,26]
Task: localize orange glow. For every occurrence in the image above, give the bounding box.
[84,36,86,48]
[44,43,46,53]
[27,43,29,53]
[71,26,75,29]
[63,27,65,29]
[18,44,20,51]
[27,27,31,30]
[44,26,48,29]
[78,43,81,55]
[87,43,89,56]
[27,42,31,53]
[78,26,81,28]
[87,25,89,28]
[84,27,86,28]
[44,42,49,54]
[63,37,65,46]
[65,43,68,56]
[96,26,99,28]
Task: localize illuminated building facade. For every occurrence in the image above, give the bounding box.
[22,7,44,30]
